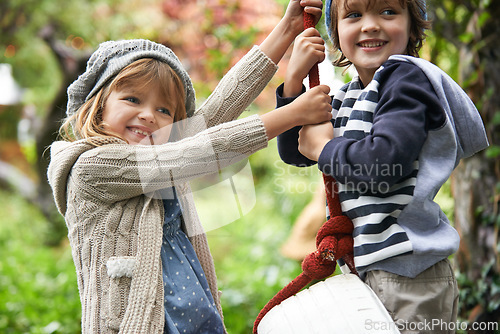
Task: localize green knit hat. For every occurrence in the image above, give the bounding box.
[66,39,196,119]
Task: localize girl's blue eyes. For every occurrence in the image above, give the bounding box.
[158,108,172,116]
[124,97,172,116]
[126,97,139,103]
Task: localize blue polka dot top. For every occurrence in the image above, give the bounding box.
[160,187,224,334]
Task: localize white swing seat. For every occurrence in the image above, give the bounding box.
[257,273,400,334]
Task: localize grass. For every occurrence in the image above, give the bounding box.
[0,190,81,334]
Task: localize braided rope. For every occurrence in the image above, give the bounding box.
[303,13,320,88]
[252,10,357,333]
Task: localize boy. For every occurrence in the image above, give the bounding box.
[276,0,488,332]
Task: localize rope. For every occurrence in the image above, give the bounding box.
[252,9,357,334]
[303,13,320,88]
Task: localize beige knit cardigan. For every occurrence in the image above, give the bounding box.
[48,46,277,333]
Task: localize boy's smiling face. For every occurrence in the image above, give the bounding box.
[101,85,176,145]
[337,0,411,85]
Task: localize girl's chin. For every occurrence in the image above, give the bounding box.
[126,136,153,145]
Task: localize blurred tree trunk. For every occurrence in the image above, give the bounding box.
[429,0,500,326]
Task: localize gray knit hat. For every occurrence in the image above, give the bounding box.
[67,39,196,119]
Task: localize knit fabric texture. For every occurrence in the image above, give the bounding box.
[66,39,196,121]
[48,45,277,334]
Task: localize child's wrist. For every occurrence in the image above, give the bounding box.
[283,74,304,97]
[289,105,305,127]
[316,139,330,160]
[283,82,303,98]
[276,18,300,44]
[277,103,301,128]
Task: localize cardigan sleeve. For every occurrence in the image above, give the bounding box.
[70,114,268,203]
[194,45,278,128]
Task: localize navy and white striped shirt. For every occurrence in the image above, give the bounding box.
[276,58,476,278]
[324,68,416,273]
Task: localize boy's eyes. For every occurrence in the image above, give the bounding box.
[344,9,397,19]
[381,9,396,15]
[346,12,362,19]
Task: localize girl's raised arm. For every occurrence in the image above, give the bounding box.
[260,0,323,64]
[194,0,324,127]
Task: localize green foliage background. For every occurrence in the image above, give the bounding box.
[2,0,497,332]
[0,191,80,333]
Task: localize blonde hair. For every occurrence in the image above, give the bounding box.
[60,58,187,145]
[328,0,431,68]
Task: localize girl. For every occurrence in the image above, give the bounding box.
[276,0,488,332]
[47,1,332,333]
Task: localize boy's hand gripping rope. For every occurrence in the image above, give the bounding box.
[252,10,357,334]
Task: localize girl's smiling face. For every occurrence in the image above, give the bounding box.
[98,58,186,145]
[337,0,411,85]
[102,86,176,145]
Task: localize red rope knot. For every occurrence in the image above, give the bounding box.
[316,215,353,261]
[301,251,336,280]
[253,214,356,333]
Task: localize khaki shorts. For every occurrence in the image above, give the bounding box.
[364,259,459,334]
